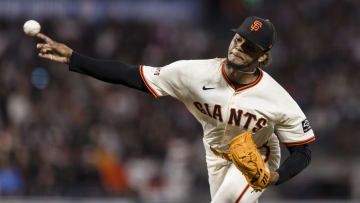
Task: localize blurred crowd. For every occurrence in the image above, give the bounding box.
[0,0,359,201]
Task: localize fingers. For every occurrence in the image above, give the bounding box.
[36,33,54,44]
[38,53,67,63]
[35,33,71,64]
[37,43,52,54]
[36,43,46,49]
[40,48,52,54]
[38,53,53,60]
[37,43,51,49]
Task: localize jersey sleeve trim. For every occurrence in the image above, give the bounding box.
[282,136,315,146]
[139,65,159,98]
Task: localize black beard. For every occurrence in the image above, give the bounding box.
[226,57,258,71]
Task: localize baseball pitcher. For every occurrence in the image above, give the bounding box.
[35,16,315,202]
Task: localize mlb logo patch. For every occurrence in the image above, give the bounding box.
[154,67,162,76]
[302,119,311,133]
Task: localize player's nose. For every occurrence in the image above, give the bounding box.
[235,41,245,51]
[235,44,244,53]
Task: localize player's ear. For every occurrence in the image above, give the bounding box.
[259,52,272,68]
[258,52,268,63]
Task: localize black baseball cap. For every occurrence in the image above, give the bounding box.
[232,16,276,52]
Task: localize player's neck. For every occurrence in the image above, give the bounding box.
[224,64,259,85]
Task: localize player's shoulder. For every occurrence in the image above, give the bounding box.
[260,70,306,112]
[163,58,223,75]
[166,58,223,67]
[260,70,296,99]
[261,71,286,90]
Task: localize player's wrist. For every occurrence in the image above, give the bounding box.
[268,171,279,186]
[65,49,73,64]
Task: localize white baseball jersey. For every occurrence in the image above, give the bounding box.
[140,58,315,202]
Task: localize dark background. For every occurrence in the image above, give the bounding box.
[0,0,359,202]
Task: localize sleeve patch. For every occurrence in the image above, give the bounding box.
[302,119,311,133]
[154,67,162,76]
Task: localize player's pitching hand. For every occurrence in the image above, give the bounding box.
[36,33,73,64]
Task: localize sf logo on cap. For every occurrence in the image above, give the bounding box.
[251,20,262,32]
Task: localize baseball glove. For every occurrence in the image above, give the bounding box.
[228,132,270,192]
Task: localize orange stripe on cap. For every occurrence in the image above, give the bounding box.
[139,65,159,98]
[283,136,315,147]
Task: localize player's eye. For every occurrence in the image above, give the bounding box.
[246,44,255,52]
[242,43,251,51]
[243,41,259,54]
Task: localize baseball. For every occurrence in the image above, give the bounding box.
[23,20,41,36]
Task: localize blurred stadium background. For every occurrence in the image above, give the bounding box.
[0,0,360,202]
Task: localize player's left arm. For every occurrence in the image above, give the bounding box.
[271,97,315,185]
[268,143,311,185]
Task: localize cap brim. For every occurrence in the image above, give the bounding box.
[231,30,268,51]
